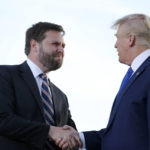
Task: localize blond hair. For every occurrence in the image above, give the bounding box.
[112,14,150,48]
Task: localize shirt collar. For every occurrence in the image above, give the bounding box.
[26,58,43,78]
[131,49,150,73]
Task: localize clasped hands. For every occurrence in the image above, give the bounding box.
[49,125,82,150]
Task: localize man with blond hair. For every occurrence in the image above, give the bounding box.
[82,13,150,150]
[56,13,150,150]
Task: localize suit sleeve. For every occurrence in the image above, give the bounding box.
[0,74,49,149]
[147,89,150,150]
[65,96,77,130]
[83,129,105,150]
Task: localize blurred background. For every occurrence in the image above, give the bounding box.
[0,0,149,131]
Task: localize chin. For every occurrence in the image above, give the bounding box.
[119,59,125,64]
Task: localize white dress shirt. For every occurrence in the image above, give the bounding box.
[131,49,150,73]
[79,49,150,150]
[26,58,52,96]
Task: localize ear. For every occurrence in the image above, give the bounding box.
[30,39,38,52]
[129,35,136,47]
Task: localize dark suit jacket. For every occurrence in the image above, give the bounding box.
[0,61,76,150]
[84,56,150,150]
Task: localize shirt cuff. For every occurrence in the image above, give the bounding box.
[79,132,86,150]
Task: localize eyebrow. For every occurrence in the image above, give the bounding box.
[52,41,66,47]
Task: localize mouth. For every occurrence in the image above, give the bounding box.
[55,52,64,58]
[54,53,64,61]
[57,53,63,57]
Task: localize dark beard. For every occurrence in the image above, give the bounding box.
[38,46,63,71]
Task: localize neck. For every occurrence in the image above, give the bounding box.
[126,46,148,65]
[28,56,49,73]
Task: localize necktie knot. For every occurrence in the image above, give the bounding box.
[39,73,48,83]
[127,67,133,77]
[118,67,133,95]
[39,73,46,79]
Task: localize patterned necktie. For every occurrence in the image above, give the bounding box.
[39,73,55,125]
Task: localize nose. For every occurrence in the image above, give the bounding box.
[58,45,64,53]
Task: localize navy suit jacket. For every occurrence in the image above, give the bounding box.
[84,56,150,150]
[0,62,76,150]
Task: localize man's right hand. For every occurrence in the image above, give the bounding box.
[48,125,82,150]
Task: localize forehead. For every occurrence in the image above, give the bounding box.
[115,24,127,37]
[44,30,64,41]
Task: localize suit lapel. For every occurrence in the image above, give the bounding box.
[107,57,150,129]
[48,80,60,126]
[19,62,45,120]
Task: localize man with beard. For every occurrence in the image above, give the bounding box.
[0,22,81,150]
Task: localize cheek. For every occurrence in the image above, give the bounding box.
[117,40,124,50]
[44,46,55,54]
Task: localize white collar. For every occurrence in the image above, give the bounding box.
[131,49,150,72]
[26,58,43,78]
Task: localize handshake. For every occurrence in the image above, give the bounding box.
[49,125,82,150]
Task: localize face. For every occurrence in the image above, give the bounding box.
[37,30,65,71]
[115,25,131,65]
